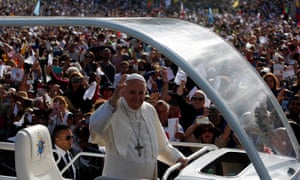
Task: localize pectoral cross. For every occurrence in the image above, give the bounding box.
[135,142,144,157]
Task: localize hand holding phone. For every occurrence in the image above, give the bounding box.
[195,116,210,125]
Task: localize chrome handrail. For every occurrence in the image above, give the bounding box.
[162,145,218,180]
[52,149,62,164]
[0,142,15,151]
[170,141,218,149]
[61,151,105,175]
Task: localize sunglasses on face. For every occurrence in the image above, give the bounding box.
[191,97,204,101]
[60,135,73,141]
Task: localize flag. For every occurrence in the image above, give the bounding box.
[33,0,41,16]
[180,2,185,19]
[281,3,292,22]
[232,0,239,8]
[282,3,289,15]
[208,8,214,24]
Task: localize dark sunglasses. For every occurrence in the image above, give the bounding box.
[191,97,204,101]
[61,135,73,141]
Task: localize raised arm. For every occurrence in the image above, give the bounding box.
[89,74,127,135]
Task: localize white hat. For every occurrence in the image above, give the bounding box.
[126,73,145,83]
[66,66,80,76]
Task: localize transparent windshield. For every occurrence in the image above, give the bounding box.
[116,18,298,158]
[189,40,296,157]
[176,28,296,157]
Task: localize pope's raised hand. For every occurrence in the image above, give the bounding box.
[109,74,128,107]
[116,74,128,91]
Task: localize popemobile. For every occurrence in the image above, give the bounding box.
[0,17,299,180]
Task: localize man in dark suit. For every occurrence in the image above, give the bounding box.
[53,124,81,180]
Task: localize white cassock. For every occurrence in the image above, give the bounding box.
[89,97,184,179]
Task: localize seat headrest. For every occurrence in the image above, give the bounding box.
[23,125,50,162]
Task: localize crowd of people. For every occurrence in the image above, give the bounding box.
[0,0,300,179]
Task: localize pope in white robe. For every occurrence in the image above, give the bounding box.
[89,73,186,179]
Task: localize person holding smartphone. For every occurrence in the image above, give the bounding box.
[48,96,72,135]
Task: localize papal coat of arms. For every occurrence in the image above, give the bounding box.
[36,132,45,156]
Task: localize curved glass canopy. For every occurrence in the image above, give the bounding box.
[0,17,299,179]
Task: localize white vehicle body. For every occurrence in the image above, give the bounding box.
[0,17,299,180]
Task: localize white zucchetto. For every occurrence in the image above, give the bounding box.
[125,73,146,83]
